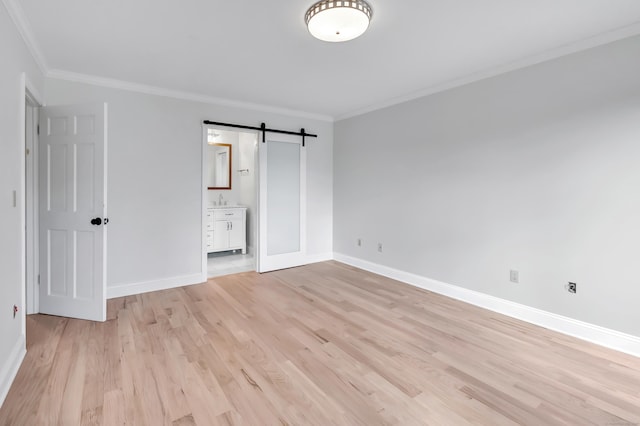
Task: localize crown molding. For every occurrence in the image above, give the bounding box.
[2,0,48,74]
[46,69,334,122]
[2,0,332,122]
[6,0,640,123]
[337,21,640,121]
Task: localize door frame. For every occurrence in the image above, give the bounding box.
[200,125,261,280]
[200,125,311,276]
[21,72,44,324]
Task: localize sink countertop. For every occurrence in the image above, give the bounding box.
[208,205,246,209]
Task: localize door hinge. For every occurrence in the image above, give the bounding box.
[26,148,30,156]
[37,274,40,285]
[37,124,40,135]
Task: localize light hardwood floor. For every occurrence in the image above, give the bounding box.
[1,261,639,425]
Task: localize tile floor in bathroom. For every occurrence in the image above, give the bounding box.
[207,250,255,278]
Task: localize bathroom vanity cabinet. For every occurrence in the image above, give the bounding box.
[206,206,247,254]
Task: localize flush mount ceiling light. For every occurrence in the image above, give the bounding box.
[305,0,373,42]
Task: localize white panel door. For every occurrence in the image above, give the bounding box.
[39,103,108,321]
[258,132,307,272]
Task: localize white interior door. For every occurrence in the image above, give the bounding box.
[39,103,108,321]
[258,132,307,272]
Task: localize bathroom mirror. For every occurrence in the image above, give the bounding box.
[207,143,232,190]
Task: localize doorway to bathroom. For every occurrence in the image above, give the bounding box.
[203,127,258,278]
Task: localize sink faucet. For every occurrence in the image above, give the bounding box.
[219,193,224,205]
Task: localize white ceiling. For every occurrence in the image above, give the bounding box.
[9,0,640,120]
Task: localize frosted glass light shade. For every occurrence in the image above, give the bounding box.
[305,0,373,42]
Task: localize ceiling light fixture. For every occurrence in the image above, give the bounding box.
[305,0,373,43]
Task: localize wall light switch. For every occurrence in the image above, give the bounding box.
[510,270,519,283]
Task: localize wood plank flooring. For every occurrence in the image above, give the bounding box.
[1,261,639,425]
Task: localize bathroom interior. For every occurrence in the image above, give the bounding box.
[205,127,258,277]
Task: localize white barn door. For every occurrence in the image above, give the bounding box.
[39,103,108,321]
[257,132,307,272]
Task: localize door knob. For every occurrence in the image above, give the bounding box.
[90,217,102,225]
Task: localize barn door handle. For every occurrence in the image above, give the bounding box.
[90,217,102,225]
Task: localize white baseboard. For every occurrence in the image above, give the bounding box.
[108,253,332,299]
[0,334,26,409]
[333,253,640,358]
[107,273,205,299]
[306,252,334,264]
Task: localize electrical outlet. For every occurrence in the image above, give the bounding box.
[357,238,362,247]
[509,270,519,283]
[377,243,383,253]
[567,282,577,294]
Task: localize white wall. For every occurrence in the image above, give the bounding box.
[44,79,333,295]
[0,3,44,405]
[334,35,640,338]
